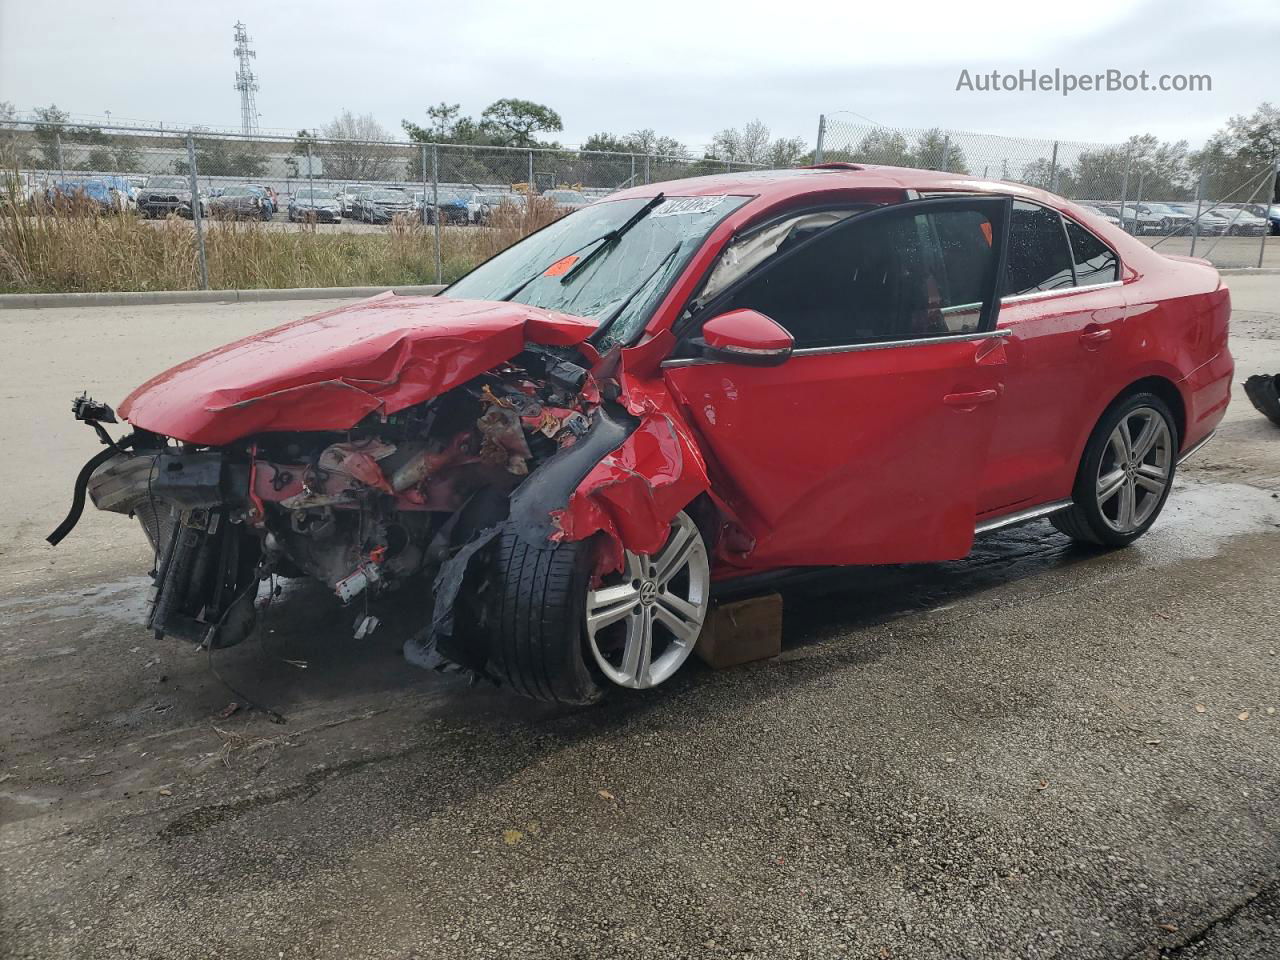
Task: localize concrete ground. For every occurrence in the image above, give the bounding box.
[2,278,1280,959]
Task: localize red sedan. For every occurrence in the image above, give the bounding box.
[56,165,1233,705]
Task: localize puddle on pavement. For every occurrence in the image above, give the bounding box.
[1134,479,1280,563]
[0,575,151,652]
[780,478,1280,641]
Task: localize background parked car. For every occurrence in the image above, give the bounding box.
[350,187,415,223]
[1130,202,1193,236]
[1166,203,1230,235]
[136,175,202,219]
[1238,202,1280,235]
[244,183,279,218]
[207,184,272,220]
[287,187,343,223]
[543,189,590,213]
[472,191,525,225]
[1077,202,1124,228]
[411,191,470,225]
[337,184,366,217]
[45,178,129,214]
[1207,206,1269,235]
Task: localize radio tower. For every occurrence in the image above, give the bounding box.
[232,21,260,135]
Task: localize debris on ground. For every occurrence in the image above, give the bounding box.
[1244,373,1280,426]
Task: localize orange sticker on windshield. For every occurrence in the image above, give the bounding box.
[980,221,993,246]
[543,255,579,277]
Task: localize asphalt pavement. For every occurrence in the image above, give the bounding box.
[2,277,1280,959]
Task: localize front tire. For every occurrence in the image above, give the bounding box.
[484,510,709,705]
[1052,392,1178,547]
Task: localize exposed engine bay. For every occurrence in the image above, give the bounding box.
[62,346,619,672]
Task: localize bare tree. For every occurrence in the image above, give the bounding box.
[710,120,806,167]
[316,111,396,181]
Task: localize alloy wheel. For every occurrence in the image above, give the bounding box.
[584,511,709,689]
[1095,406,1173,534]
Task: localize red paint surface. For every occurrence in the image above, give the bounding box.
[701,309,795,352]
[119,294,596,445]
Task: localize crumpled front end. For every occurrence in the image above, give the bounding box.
[50,294,717,696]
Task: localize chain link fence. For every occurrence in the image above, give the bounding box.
[2,116,1276,294]
[817,115,1278,268]
[0,119,760,292]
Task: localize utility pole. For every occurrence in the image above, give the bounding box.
[233,22,260,136]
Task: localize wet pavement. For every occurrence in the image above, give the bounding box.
[2,276,1280,959]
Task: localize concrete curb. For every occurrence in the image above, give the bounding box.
[0,284,447,310]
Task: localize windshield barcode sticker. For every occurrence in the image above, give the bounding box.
[650,195,729,217]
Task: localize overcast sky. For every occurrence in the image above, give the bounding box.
[1,0,1276,151]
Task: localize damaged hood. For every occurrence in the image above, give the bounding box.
[119,293,598,445]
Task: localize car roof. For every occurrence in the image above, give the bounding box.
[606,163,1079,208]
[613,163,1175,278]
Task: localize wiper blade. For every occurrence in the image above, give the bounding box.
[592,241,683,339]
[559,192,665,285]
[496,192,666,303]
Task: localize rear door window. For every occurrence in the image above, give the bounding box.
[1063,218,1119,286]
[1005,201,1075,296]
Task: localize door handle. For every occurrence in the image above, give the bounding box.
[1080,326,1113,348]
[943,389,999,409]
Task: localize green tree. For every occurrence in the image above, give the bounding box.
[0,101,26,171]
[479,98,563,147]
[173,133,267,177]
[850,129,913,167]
[31,105,69,169]
[1192,102,1280,202]
[911,128,970,174]
[1069,145,1131,200]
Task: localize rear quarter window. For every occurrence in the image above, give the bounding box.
[1005,201,1074,296]
[1063,218,1119,286]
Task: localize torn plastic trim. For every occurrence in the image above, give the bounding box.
[406,402,639,672]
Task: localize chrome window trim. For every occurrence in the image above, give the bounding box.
[791,328,1010,357]
[660,328,1011,368]
[1000,279,1123,306]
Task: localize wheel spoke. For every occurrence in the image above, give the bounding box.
[1117,477,1137,530]
[586,584,640,634]
[653,520,695,585]
[1097,468,1127,504]
[1115,419,1135,461]
[1130,415,1160,460]
[1134,466,1167,495]
[654,592,703,645]
[618,605,653,685]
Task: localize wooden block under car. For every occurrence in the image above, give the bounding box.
[695,593,783,669]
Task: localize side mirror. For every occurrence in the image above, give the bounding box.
[693,309,794,367]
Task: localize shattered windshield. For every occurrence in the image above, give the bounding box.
[445,195,749,349]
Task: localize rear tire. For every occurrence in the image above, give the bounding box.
[1051,391,1178,547]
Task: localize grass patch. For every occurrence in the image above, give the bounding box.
[0,192,564,295]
